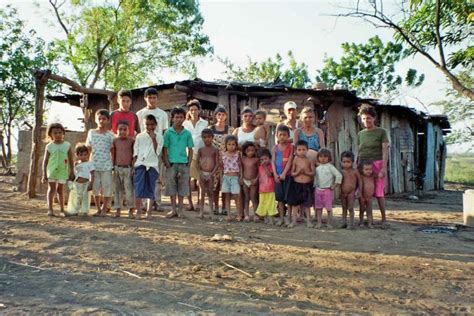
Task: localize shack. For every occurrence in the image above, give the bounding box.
[18,79,450,194]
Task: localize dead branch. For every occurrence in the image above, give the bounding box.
[221,261,253,278]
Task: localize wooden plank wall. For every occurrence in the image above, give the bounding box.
[424,122,435,191]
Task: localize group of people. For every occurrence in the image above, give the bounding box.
[42,88,390,228]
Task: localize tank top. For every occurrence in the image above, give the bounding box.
[237,127,256,146]
[274,143,292,175]
[298,128,320,151]
[46,141,71,180]
[222,152,240,174]
[258,164,275,193]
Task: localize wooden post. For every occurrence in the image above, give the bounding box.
[27,70,50,198]
[230,94,238,128]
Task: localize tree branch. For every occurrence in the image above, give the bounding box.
[434,0,446,68]
[49,0,69,36]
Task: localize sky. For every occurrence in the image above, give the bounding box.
[2,0,463,149]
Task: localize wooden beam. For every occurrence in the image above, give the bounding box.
[174,84,219,103]
[41,71,115,95]
[230,94,238,127]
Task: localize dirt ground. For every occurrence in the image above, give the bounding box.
[1,176,473,314]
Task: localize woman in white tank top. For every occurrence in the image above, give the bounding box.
[233,107,256,147]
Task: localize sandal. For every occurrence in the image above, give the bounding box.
[166,211,178,218]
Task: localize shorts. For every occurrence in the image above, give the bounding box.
[133,166,158,199]
[275,177,290,202]
[372,160,385,198]
[256,192,278,217]
[165,163,190,196]
[314,188,334,210]
[287,181,313,207]
[92,170,113,196]
[48,179,67,184]
[221,175,240,195]
[190,158,200,181]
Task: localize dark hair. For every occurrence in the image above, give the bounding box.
[255,110,267,118]
[46,123,65,138]
[276,124,290,136]
[241,106,254,115]
[341,150,355,162]
[75,143,89,155]
[186,99,201,110]
[145,114,157,124]
[318,147,332,162]
[118,89,132,99]
[241,141,256,156]
[144,88,158,97]
[117,120,129,127]
[95,109,110,119]
[201,128,214,137]
[214,105,228,116]
[257,148,271,159]
[224,135,238,151]
[296,140,308,149]
[358,104,377,118]
[358,160,373,173]
[171,106,186,119]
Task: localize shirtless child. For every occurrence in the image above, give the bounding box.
[241,141,259,222]
[197,129,219,219]
[287,140,315,228]
[359,161,375,228]
[254,110,270,148]
[340,151,361,229]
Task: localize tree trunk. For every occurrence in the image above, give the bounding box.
[440,67,474,101]
[27,70,50,198]
[6,122,12,165]
[0,130,8,169]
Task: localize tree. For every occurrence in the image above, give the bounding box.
[316,36,424,102]
[0,6,57,167]
[220,51,310,88]
[340,0,474,100]
[48,0,212,90]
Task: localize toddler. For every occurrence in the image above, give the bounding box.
[314,148,342,228]
[340,151,361,229]
[255,148,278,224]
[241,141,259,222]
[359,161,375,228]
[67,144,95,216]
[254,110,270,147]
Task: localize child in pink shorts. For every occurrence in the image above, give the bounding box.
[314,148,342,228]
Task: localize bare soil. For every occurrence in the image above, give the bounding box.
[1,176,473,314]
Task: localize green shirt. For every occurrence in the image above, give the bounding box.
[163,126,194,164]
[357,127,389,161]
[46,141,71,180]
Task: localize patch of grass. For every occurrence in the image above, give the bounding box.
[445,155,474,185]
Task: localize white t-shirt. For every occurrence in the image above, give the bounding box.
[136,107,169,135]
[74,161,95,180]
[183,118,208,159]
[85,130,114,171]
[133,131,163,172]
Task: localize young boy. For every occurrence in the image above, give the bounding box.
[359,161,375,228]
[67,143,95,216]
[86,109,114,216]
[271,125,293,226]
[254,110,270,148]
[241,141,259,222]
[111,121,135,218]
[133,115,163,220]
[340,151,361,229]
[163,107,194,218]
[136,88,169,211]
[196,128,219,219]
[110,89,140,137]
[287,140,315,228]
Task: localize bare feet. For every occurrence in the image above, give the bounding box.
[315,223,322,229]
[135,210,142,220]
[114,210,121,218]
[166,211,178,219]
[146,211,152,220]
[198,212,204,219]
[275,219,283,226]
[307,222,314,228]
[47,210,53,217]
[243,216,250,223]
[287,222,295,228]
[327,224,333,229]
[128,210,134,219]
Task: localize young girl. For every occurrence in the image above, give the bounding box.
[314,148,342,228]
[241,141,259,222]
[255,148,278,224]
[42,123,74,216]
[221,135,242,221]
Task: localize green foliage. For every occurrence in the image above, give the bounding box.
[49,0,212,90]
[220,51,310,88]
[445,155,474,184]
[316,36,424,101]
[0,5,57,164]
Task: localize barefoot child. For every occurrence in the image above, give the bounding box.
[163,107,194,219]
[67,144,95,216]
[197,128,219,219]
[254,110,270,148]
[133,115,163,220]
[42,123,74,216]
[359,161,375,228]
[272,125,293,226]
[111,121,135,218]
[287,140,314,228]
[255,148,278,224]
[221,135,242,221]
[86,109,114,216]
[340,151,361,229]
[314,148,342,229]
[241,141,259,222]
